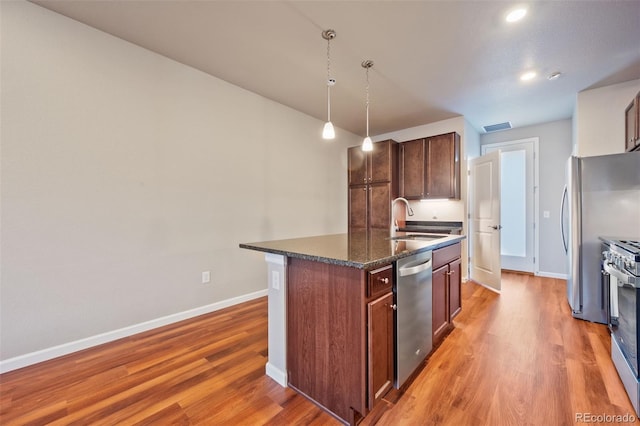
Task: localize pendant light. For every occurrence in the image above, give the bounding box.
[321,29,336,140]
[361,60,374,151]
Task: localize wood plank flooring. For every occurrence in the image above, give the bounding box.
[1,273,637,425]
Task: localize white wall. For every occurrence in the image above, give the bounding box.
[0,1,359,366]
[574,79,640,157]
[373,116,481,278]
[481,119,573,277]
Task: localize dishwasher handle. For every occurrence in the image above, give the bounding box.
[399,258,432,277]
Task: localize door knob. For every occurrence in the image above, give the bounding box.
[488,225,503,230]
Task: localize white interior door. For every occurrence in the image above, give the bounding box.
[469,151,501,292]
[482,139,537,273]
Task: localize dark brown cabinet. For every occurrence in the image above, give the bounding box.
[366,266,394,410]
[348,185,368,229]
[431,242,462,348]
[448,257,462,320]
[349,183,393,230]
[400,132,461,200]
[432,264,449,346]
[399,138,424,199]
[348,140,399,230]
[348,139,397,185]
[287,259,395,424]
[625,91,640,152]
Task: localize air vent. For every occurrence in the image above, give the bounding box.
[483,122,512,133]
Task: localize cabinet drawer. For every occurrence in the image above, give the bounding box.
[433,242,461,270]
[368,265,393,298]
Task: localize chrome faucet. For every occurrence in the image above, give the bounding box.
[391,197,414,237]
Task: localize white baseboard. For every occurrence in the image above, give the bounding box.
[536,271,568,280]
[0,289,268,374]
[471,279,501,294]
[265,362,288,387]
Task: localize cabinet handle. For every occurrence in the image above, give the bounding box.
[446,271,454,276]
[389,304,397,310]
[378,277,389,284]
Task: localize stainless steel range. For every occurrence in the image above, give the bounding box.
[601,237,640,416]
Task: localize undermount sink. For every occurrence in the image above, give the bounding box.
[388,234,446,241]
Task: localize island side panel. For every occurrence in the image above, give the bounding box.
[265,253,287,386]
[286,258,367,423]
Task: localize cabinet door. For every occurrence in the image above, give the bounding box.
[426,133,459,199]
[348,146,368,186]
[401,139,425,199]
[349,185,368,229]
[368,183,392,229]
[432,264,449,347]
[368,291,394,409]
[370,140,393,183]
[448,258,462,320]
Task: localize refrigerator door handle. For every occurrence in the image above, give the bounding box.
[567,156,582,314]
[560,185,568,253]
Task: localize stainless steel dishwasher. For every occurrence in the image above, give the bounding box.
[395,250,433,388]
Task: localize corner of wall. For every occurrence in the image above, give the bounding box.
[575,79,640,157]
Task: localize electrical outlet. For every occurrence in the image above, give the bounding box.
[271,270,280,290]
[202,271,211,284]
[543,210,550,219]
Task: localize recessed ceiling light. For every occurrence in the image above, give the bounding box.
[520,71,537,81]
[506,8,527,23]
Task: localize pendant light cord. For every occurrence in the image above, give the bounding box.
[365,65,370,138]
[326,36,331,121]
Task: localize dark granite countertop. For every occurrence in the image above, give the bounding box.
[240,229,466,270]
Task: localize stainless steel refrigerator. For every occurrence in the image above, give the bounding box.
[561,152,640,324]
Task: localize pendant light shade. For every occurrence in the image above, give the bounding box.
[322,121,335,139]
[361,60,374,151]
[322,29,336,140]
[362,136,373,152]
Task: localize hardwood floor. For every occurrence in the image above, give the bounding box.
[1,273,636,425]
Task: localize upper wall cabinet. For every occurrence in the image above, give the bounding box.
[400,132,461,200]
[348,140,398,186]
[348,140,399,230]
[625,91,640,152]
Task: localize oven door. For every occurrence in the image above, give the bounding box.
[605,261,640,377]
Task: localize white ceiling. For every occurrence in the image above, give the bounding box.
[30,0,640,137]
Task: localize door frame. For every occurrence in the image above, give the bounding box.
[481,137,539,275]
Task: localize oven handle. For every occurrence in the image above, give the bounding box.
[603,262,638,288]
[602,267,619,326]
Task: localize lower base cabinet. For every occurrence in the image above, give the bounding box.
[287,258,394,425]
[432,264,449,346]
[368,291,394,409]
[432,243,462,348]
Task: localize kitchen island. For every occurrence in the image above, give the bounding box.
[240,230,465,425]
